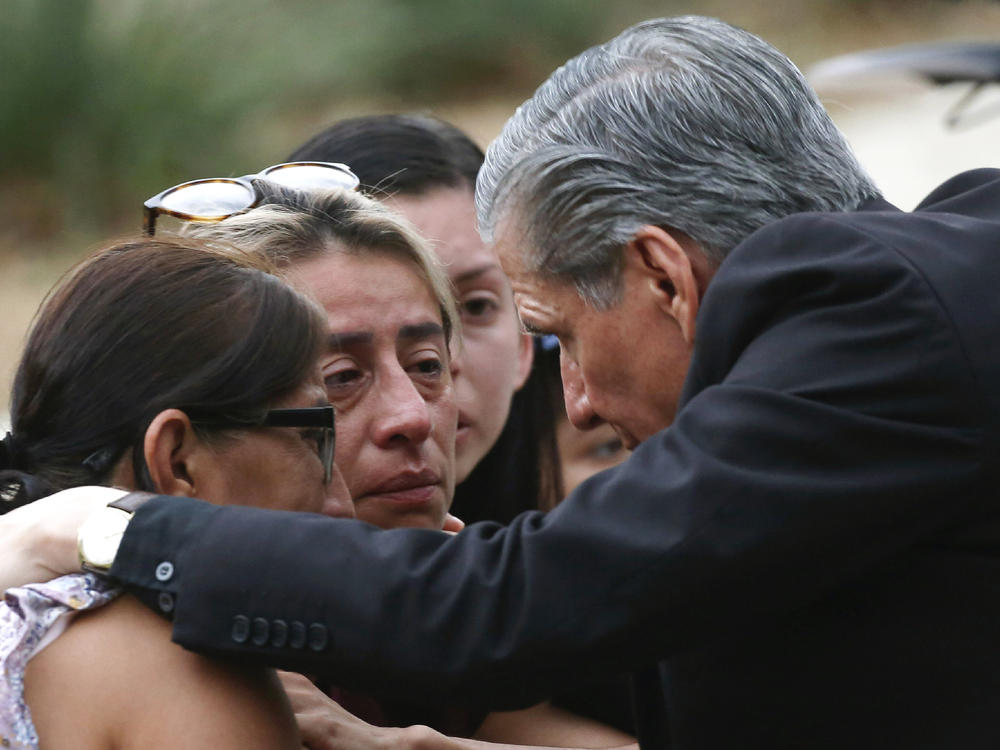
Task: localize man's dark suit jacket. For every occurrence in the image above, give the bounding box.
[112,170,1000,749]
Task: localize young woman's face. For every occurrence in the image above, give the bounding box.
[287,251,457,530]
[388,187,533,484]
[556,418,630,495]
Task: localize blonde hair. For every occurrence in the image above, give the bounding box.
[187,183,460,347]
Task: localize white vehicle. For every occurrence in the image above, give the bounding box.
[809,41,1000,208]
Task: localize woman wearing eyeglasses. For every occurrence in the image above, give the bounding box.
[0,237,353,750]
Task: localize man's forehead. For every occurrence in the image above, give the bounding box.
[487,217,584,330]
[487,224,527,275]
[492,205,546,254]
[508,269,585,340]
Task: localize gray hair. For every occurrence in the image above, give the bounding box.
[186,183,460,346]
[476,15,881,309]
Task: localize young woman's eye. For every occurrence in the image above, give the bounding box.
[461,294,500,322]
[590,437,624,460]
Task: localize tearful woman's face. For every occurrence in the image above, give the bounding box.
[287,251,457,530]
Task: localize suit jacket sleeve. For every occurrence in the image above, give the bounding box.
[110,210,993,709]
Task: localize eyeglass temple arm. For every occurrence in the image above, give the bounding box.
[142,205,157,236]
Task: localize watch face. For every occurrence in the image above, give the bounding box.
[78,507,132,569]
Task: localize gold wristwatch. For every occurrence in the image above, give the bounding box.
[77,492,155,574]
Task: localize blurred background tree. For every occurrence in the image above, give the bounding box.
[4,0,996,250]
[1,0,613,247]
[1,0,998,420]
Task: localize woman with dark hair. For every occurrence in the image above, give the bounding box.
[289,114,563,522]
[0,237,352,749]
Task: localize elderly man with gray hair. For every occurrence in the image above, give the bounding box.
[5,16,1000,750]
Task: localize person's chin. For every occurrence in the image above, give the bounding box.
[319,497,355,519]
[355,490,448,531]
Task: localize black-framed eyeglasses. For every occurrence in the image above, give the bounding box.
[142,161,360,235]
[192,406,336,484]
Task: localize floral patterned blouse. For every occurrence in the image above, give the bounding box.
[0,573,119,750]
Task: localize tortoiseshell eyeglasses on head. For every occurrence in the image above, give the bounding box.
[142,161,360,235]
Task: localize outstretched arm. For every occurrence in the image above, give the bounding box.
[0,486,460,592]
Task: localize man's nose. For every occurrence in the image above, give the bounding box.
[561,352,602,431]
[372,367,433,447]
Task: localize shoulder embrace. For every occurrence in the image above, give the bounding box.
[26,594,300,749]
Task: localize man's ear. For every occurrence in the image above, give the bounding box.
[624,225,706,345]
[142,409,207,497]
[513,331,535,391]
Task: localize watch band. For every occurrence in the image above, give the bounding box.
[79,491,158,575]
[110,491,157,514]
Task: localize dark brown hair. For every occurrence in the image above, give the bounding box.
[288,113,484,198]
[0,236,325,510]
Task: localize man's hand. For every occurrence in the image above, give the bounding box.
[0,486,126,591]
[278,671,451,750]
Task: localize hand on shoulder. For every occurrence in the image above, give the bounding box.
[0,486,126,591]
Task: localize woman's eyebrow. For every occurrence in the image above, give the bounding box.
[453,263,499,284]
[398,322,445,342]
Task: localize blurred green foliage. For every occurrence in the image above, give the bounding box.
[0,0,984,252]
[0,0,624,246]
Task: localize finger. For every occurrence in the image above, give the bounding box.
[442,513,465,533]
[279,672,333,713]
